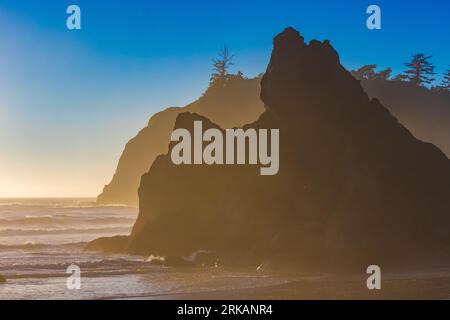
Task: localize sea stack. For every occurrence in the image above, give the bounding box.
[103,27,450,271]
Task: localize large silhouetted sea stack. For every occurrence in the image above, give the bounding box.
[97,75,264,205]
[92,28,450,270]
[97,58,450,208]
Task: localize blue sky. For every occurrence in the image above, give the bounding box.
[0,0,449,197]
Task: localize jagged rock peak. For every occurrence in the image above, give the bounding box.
[262,27,364,118]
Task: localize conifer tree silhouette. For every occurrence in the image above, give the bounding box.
[439,69,450,92]
[403,54,436,86]
[210,46,234,83]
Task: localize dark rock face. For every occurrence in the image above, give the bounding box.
[97,76,264,205]
[128,112,263,261]
[85,235,129,253]
[361,79,450,156]
[164,256,194,268]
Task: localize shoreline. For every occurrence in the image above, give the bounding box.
[135,278,450,300]
[119,270,450,300]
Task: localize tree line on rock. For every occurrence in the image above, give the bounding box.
[212,47,450,94]
[351,54,449,94]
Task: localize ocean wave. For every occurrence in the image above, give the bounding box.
[0,226,131,236]
[0,257,155,274]
[0,199,137,211]
[0,216,135,226]
[0,241,88,251]
[6,269,158,280]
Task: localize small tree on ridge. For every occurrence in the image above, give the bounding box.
[403,53,436,86]
[210,46,235,83]
[438,69,450,92]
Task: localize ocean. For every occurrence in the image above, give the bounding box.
[3,198,450,299]
[0,198,296,299]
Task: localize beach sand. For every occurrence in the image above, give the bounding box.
[129,270,450,300]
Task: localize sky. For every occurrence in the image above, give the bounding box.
[0,0,449,198]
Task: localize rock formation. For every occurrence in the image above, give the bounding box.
[85,235,129,253]
[97,75,264,205]
[361,79,450,156]
[96,62,450,208]
[120,27,450,270]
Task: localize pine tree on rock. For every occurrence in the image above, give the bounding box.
[439,69,450,92]
[210,46,235,83]
[403,53,436,86]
